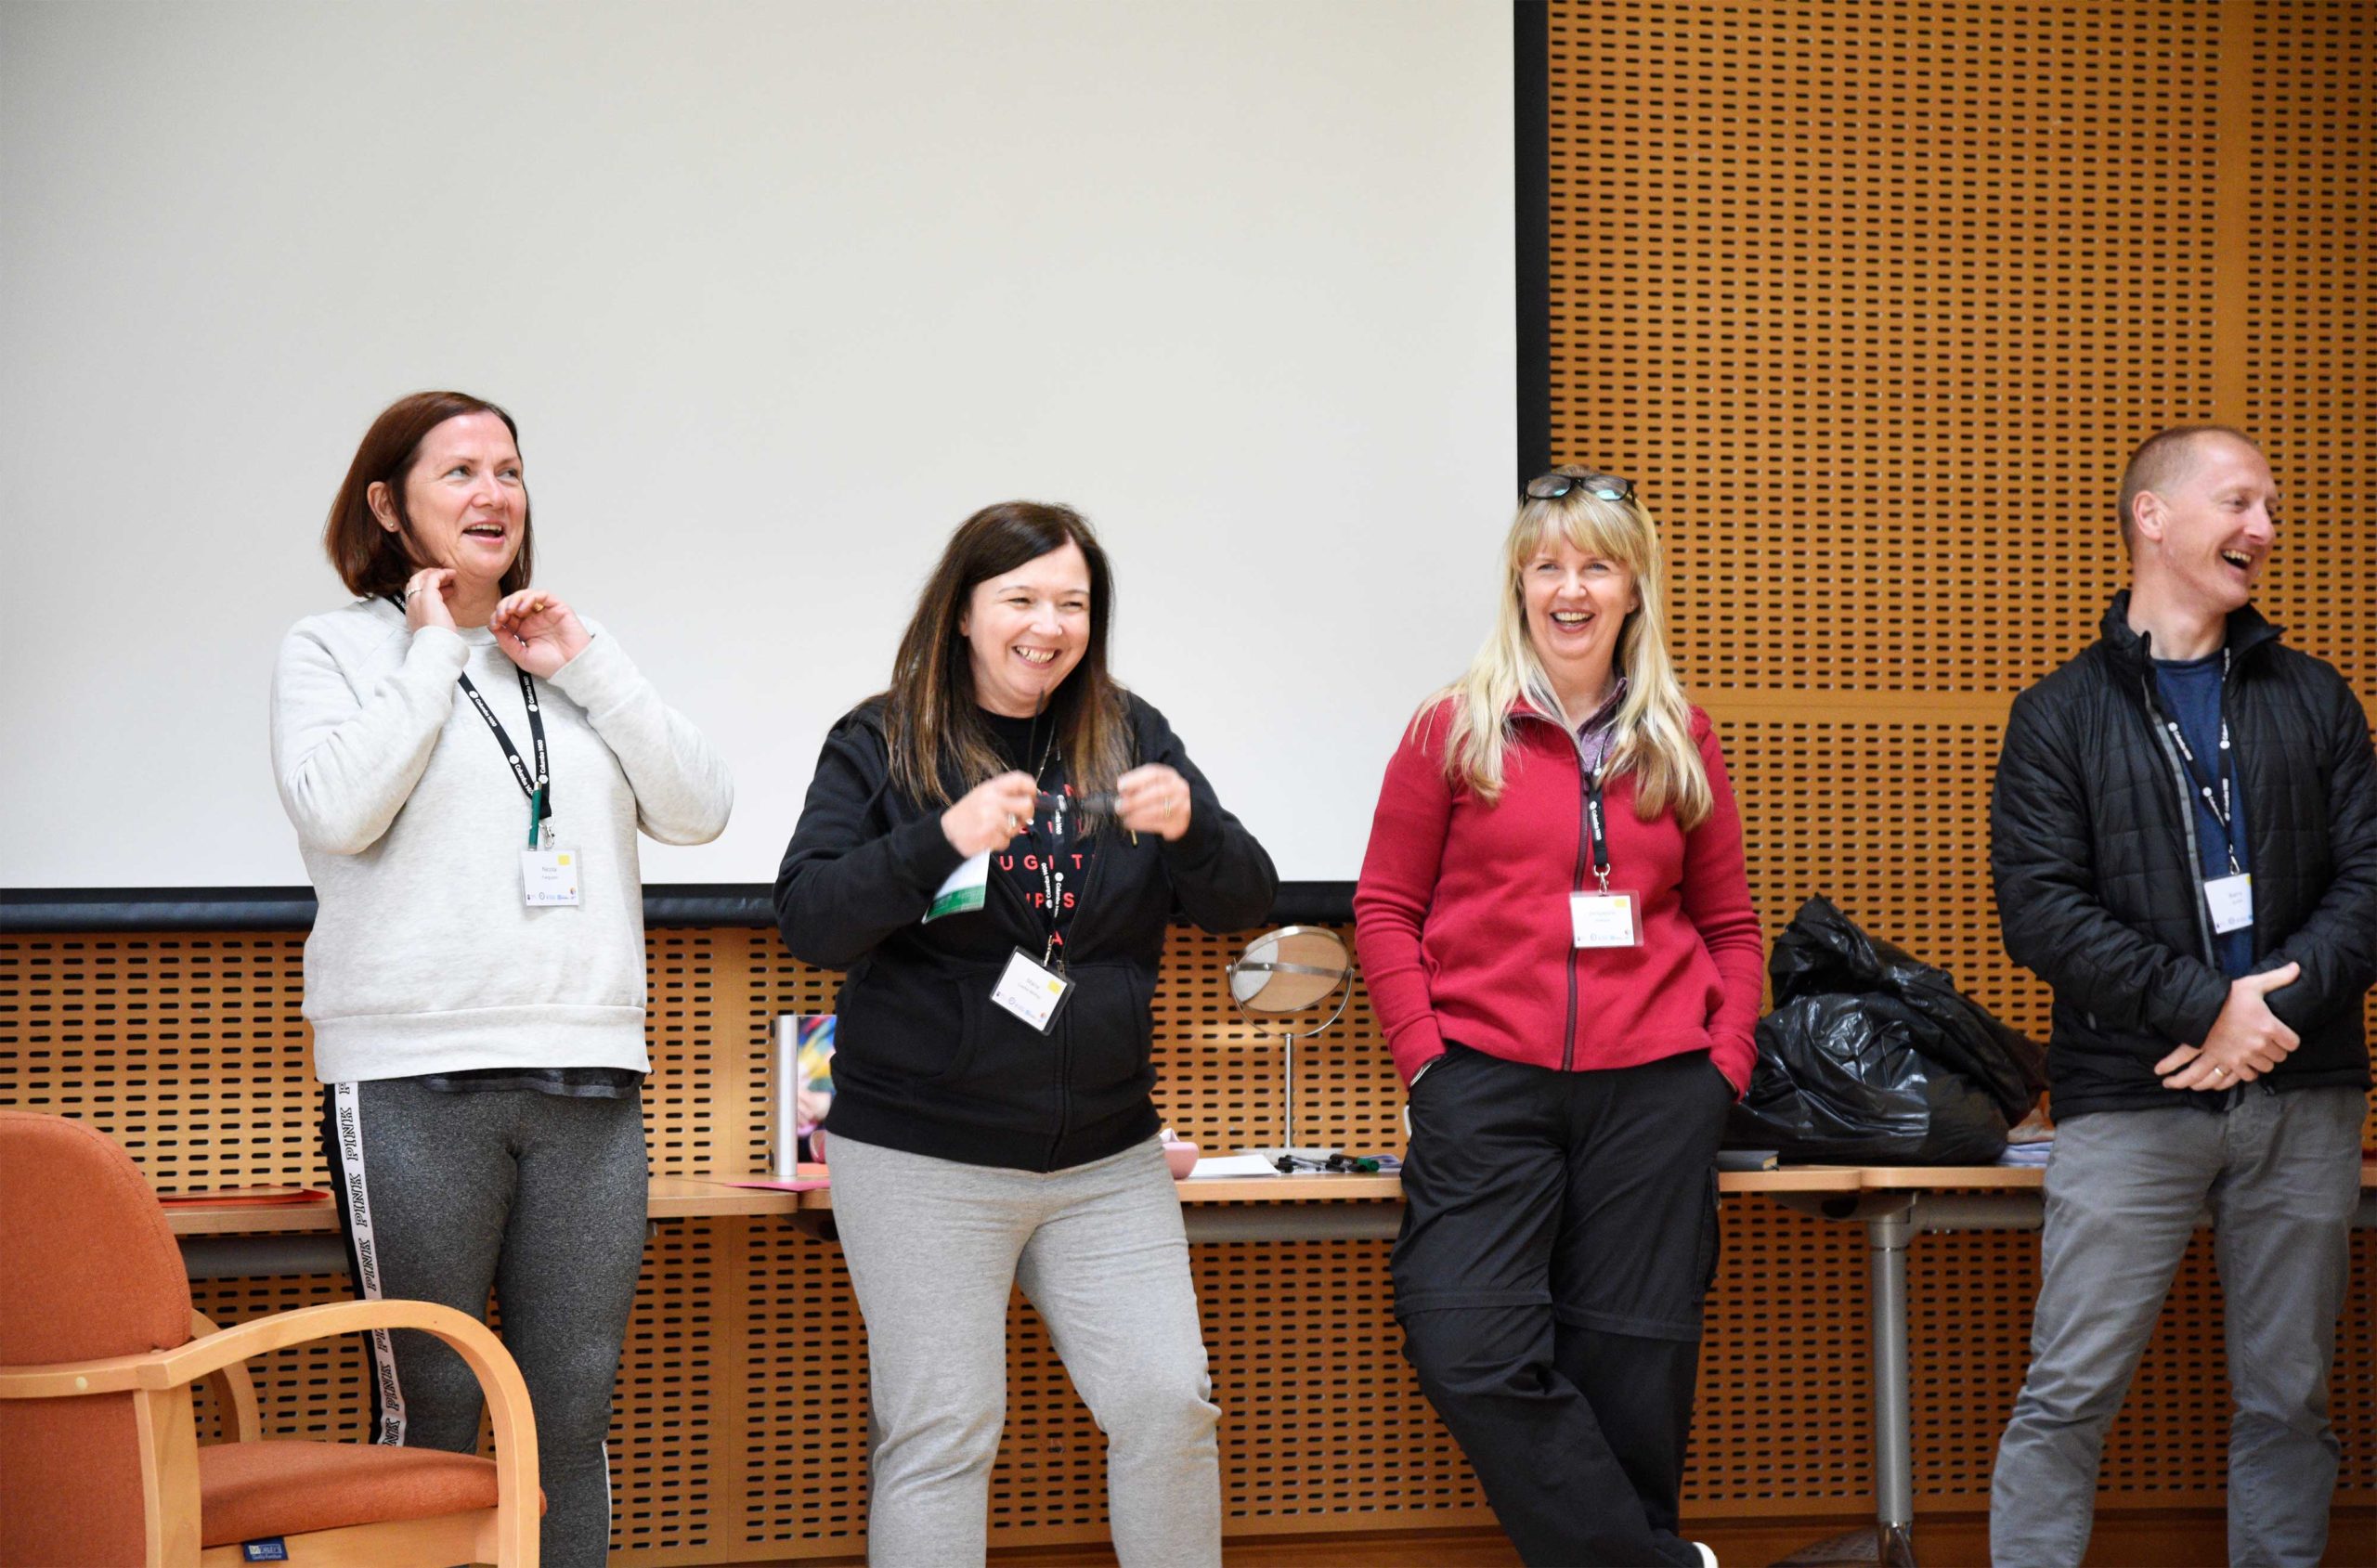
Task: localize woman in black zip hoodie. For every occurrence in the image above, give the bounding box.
[773,500,1275,1567]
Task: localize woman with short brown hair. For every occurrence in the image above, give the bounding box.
[274,390,732,1568]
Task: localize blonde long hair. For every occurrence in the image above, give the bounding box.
[1433,477,1712,827]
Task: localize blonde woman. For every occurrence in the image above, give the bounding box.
[1353,469,1760,1567]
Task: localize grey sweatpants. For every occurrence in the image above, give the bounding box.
[827,1133,1223,1568]
[323,1078,649,1568]
[1989,1085,2365,1568]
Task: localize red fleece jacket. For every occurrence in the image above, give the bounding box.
[1354,698,1765,1092]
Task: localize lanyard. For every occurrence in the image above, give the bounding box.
[383,592,553,845]
[1021,726,1094,967]
[1020,692,1084,965]
[1584,767,1614,892]
[1028,788,1078,967]
[460,667,552,846]
[2153,649,2241,874]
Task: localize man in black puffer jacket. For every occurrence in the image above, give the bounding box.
[1987,426,2376,1568]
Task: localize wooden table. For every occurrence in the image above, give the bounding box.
[159,1161,2376,1568]
[1760,1161,2377,1568]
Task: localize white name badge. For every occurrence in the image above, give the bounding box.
[990,947,1072,1034]
[1571,890,1643,948]
[2203,872,2254,935]
[521,847,581,906]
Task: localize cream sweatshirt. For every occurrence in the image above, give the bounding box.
[270,598,733,1082]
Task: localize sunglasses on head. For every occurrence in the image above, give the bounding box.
[1524,470,1634,504]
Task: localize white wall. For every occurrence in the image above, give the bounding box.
[0,0,1514,886]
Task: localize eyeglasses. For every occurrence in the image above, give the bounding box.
[1525,470,1634,504]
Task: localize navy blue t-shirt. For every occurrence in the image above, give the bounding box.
[2152,652,2254,977]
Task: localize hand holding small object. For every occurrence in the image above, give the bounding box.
[942,771,1039,857]
[1115,763,1192,841]
[489,590,591,678]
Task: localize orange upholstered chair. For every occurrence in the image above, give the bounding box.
[0,1109,540,1567]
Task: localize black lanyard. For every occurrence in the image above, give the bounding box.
[461,667,552,845]
[383,595,551,844]
[2152,649,2241,875]
[1027,788,1079,967]
[1584,767,1614,892]
[1021,727,1095,967]
[1019,695,1088,966]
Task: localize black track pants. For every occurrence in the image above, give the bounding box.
[322,1078,648,1568]
[1392,1045,1731,1567]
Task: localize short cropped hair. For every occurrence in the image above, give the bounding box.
[2116,425,2258,552]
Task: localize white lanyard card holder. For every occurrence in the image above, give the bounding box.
[990,947,1072,1034]
[2203,872,2254,935]
[1570,888,1643,949]
[521,844,581,906]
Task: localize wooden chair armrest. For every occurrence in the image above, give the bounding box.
[0,1351,164,1398]
[188,1310,259,1444]
[4,1300,539,1566]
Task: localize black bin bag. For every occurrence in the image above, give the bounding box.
[1727,897,2049,1165]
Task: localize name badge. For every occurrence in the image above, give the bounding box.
[990,947,1072,1034]
[521,847,581,906]
[1571,890,1642,949]
[2203,872,2254,935]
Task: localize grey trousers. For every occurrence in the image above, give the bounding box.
[827,1134,1223,1568]
[1989,1085,2364,1568]
[323,1079,649,1568]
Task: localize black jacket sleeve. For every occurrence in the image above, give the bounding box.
[773,714,968,970]
[2260,666,2377,1032]
[1990,684,2231,1048]
[1139,698,1279,933]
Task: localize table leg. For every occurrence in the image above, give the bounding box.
[1866,1206,1916,1568]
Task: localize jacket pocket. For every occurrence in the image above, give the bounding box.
[1064,965,1155,1098]
[836,973,979,1087]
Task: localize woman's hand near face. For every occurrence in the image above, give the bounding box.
[489,590,592,679]
[403,567,459,632]
[942,771,1039,857]
[1115,763,1193,842]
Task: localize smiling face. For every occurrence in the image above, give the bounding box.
[368,410,527,591]
[961,540,1091,718]
[2132,432,2280,620]
[1520,527,1641,710]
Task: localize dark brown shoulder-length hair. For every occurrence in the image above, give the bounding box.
[323,391,533,600]
[882,501,1132,811]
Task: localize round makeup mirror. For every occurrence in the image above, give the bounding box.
[1225,926,1354,1157]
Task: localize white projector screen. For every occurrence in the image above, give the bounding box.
[0,1,1514,888]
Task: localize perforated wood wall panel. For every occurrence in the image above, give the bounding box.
[1545,0,2376,1523]
[2242,1,2377,698]
[1549,0,2228,698]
